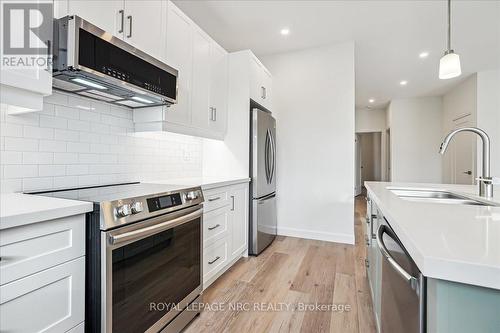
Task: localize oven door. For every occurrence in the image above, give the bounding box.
[101,205,203,333]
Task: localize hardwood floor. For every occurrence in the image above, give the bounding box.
[185,195,376,333]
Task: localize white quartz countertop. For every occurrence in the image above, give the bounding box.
[0,193,93,230]
[365,182,500,290]
[146,177,250,190]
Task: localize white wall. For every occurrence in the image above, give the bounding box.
[442,74,477,183]
[388,97,443,183]
[262,42,355,244]
[477,69,500,177]
[0,92,202,192]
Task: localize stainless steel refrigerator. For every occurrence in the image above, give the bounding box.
[249,107,277,255]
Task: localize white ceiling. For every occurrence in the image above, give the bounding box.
[173,0,500,110]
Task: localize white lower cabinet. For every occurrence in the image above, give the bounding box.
[202,182,249,288]
[0,257,85,333]
[0,215,86,332]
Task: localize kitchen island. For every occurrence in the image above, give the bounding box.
[365,182,500,333]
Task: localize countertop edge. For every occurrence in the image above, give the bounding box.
[201,178,251,190]
[365,182,500,290]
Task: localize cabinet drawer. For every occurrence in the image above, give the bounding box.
[0,256,85,333]
[203,206,229,247]
[0,214,85,285]
[203,238,228,283]
[203,188,229,212]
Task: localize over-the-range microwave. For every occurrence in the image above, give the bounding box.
[52,15,178,108]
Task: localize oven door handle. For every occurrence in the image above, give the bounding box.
[376,224,419,290]
[109,208,203,246]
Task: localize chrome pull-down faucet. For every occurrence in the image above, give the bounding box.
[439,127,493,198]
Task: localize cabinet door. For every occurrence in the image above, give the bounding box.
[0,257,85,333]
[229,185,249,258]
[67,0,123,36]
[123,0,166,61]
[190,27,211,130]
[261,67,272,110]
[208,42,228,135]
[165,2,192,125]
[249,55,264,104]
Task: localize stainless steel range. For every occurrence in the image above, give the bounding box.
[31,182,203,333]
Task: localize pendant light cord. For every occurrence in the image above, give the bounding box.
[447,0,452,51]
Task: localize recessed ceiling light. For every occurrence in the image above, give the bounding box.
[400,80,408,86]
[419,52,429,58]
[280,28,290,36]
[369,99,375,103]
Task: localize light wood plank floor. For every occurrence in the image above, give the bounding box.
[185,196,376,333]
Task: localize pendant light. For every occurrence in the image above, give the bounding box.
[439,0,461,79]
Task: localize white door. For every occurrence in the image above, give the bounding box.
[355,134,362,196]
[190,28,211,130]
[165,3,192,125]
[66,0,123,36]
[453,115,476,184]
[123,1,166,61]
[230,185,248,258]
[208,42,228,134]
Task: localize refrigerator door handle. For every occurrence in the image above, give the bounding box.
[257,192,276,203]
[265,129,271,184]
[269,129,276,183]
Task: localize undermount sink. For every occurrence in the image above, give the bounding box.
[388,188,499,207]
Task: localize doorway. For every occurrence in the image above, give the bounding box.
[355,132,383,196]
[452,114,476,184]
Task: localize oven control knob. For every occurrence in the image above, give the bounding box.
[131,202,143,214]
[186,191,199,201]
[116,204,132,218]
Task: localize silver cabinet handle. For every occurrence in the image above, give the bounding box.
[376,224,418,290]
[118,9,124,33]
[208,197,221,202]
[261,86,266,99]
[126,15,132,38]
[209,107,214,121]
[45,39,51,72]
[109,208,202,245]
[208,256,220,265]
[231,195,235,211]
[208,224,220,231]
[213,107,217,121]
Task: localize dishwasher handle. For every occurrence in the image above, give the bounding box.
[376,224,418,290]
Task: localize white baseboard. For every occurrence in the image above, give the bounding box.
[277,227,355,245]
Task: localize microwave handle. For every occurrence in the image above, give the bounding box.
[376,224,418,290]
[109,208,202,246]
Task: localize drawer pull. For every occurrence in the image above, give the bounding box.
[208,197,221,202]
[208,256,221,265]
[365,259,370,268]
[208,224,221,231]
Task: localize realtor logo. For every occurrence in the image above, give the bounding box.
[2,2,53,55]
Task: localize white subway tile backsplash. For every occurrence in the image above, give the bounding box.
[23,152,53,164]
[67,142,90,153]
[23,177,53,191]
[55,129,79,142]
[39,140,66,152]
[55,105,80,119]
[39,165,66,177]
[1,151,23,164]
[4,137,38,151]
[23,126,54,139]
[4,165,38,178]
[54,152,79,164]
[1,92,202,192]
[68,119,90,131]
[40,115,68,129]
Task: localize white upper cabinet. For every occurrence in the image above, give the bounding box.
[66,0,122,33]
[249,54,273,110]
[164,2,192,125]
[208,42,229,134]
[190,27,211,130]
[122,1,167,62]
[134,1,228,140]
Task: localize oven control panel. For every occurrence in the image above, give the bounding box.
[146,193,182,213]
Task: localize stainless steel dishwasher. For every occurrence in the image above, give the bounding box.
[376,218,426,333]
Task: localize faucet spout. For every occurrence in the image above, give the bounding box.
[439,127,492,197]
